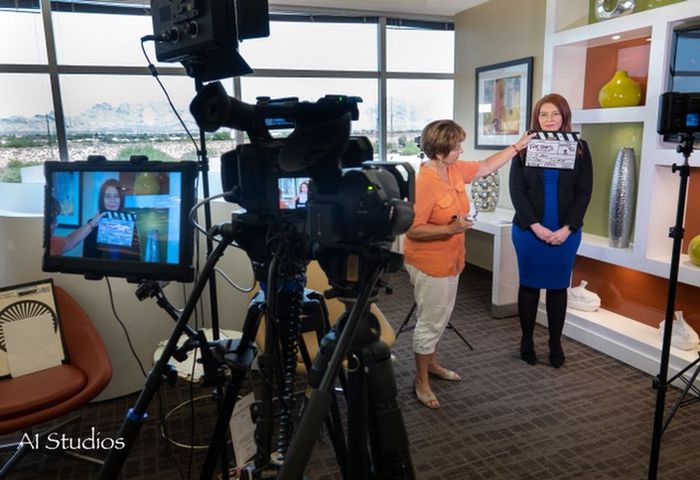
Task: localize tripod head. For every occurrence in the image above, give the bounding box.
[676,133,696,162]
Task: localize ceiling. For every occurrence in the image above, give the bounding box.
[268,0,490,19]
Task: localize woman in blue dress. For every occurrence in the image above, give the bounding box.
[509,94,593,368]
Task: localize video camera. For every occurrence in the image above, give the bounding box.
[189,82,415,252]
[658,92,700,135]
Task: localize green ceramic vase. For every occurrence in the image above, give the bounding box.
[689,234,700,267]
[598,70,642,108]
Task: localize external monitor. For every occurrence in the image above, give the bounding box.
[43,160,198,282]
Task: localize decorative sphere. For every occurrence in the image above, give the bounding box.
[689,234,700,267]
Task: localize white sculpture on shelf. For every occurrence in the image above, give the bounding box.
[568,280,601,312]
[658,311,700,351]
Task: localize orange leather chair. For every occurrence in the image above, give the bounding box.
[0,286,113,474]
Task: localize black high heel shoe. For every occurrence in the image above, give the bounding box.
[520,340,537,366]
[549,340,565,368]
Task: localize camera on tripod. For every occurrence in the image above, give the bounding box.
[189,81,415,252]
[658,92,700,135]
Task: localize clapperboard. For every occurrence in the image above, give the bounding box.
[97,210,137,248]
[525,131,580,170]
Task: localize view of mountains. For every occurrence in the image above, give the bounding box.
[0,102,194,136]
[0,99,427,136]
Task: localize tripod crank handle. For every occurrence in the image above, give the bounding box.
[276,389,333,480]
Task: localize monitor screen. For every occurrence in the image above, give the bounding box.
[277,177,310,210]
[43,160,198,282]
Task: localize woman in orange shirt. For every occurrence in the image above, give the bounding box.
[404,120,532,409]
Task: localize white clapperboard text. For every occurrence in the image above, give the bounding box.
[525,131,580,170]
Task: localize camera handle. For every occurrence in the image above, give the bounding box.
[648,133,694,480]
[97,222,239,480]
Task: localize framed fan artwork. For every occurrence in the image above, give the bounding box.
[0,279,66,378]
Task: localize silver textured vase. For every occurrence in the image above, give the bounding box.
[608,146,636,248]
[470,171,499,212]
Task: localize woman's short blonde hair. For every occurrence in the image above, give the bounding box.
[420,120,466,159]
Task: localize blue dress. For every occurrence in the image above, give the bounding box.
[512,169,581,289]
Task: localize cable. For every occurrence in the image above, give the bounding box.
[139,38,199,155]
[215,266,255,294]
[104,277,147,378]
[188,191,231,238]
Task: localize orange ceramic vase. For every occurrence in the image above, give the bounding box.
[598,70,642,108]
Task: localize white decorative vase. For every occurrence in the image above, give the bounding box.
[470,171,499,212]
[609,146,636,248]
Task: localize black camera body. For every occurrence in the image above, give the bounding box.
[190,83,415,251]
[658,92,700,135]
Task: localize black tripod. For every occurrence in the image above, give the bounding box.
[648,133,695,480]
[395,302,474,350]
[98,215,350,480]
[278,252,415,479]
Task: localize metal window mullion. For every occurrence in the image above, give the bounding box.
[232,76,244,145]
[41,0,67,160]
[377,16,387,161]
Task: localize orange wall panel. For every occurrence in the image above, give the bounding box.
[572,256,700,331]
[583,38,650,109]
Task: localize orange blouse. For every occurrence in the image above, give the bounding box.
[403,160,479,277]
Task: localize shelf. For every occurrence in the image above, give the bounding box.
[573,106,646,124]
[578,232,636,262]
[551,305,700,384]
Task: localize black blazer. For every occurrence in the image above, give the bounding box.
[509,139,593,232]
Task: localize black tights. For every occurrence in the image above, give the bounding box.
[518,285,567,348]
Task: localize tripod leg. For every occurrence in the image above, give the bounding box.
[661,358,700,434]
[98,234,232,480]
[363,339,415,480]
[395,302,417,340]
[200,371,246,480]
[446,322,474,350]
[346,352,371,479]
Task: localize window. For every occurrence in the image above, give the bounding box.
[0,7,454,201]
[386,24,454,73]
[239,20,377,71]
[670,26,700,92]
[0,10,47,64]
[59,74,204,161]
[386,78,454,171]
[0,74,56,182]
[52,11,158,66]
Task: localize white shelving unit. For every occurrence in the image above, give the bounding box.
[541,0,700,375]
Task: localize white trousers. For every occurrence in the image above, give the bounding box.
[405,264,460,355]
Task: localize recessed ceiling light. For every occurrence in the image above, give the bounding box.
[612,35,622,40]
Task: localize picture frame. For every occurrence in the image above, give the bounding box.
[0,278,66,378]
[475,57,533,150]
[52,171,81,227]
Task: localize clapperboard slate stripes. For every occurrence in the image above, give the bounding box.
[525,131,580,170]
[97,210,137,247]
